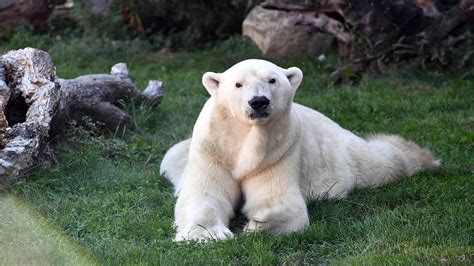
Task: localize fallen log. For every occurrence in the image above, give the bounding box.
[0,47,164,191]
[52,62,163,134]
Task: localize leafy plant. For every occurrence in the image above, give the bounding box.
[71,0,260,49]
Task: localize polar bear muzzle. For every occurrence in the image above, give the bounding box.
[248,96,271,120]
[248,96,270,111]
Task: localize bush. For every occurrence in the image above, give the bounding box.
[72,0,260,49]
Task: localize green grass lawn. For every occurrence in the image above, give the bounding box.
[2,34,473,264]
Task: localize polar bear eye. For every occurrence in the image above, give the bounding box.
[235,83,242,88]
[269,78,276,84]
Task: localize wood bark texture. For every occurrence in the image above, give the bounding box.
[0,48,60,190]
[52,62,164,134]
[0,48,164,191]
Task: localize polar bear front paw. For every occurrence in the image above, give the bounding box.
[175,224,234,242]
[243,219,270,233]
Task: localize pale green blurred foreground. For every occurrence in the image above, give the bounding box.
[0,195,96,265]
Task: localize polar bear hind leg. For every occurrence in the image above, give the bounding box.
[160,139,191,191]
[354,134,440,188]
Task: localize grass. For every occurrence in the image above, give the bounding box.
[2,33,473,264]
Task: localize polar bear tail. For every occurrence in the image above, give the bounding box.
[354,134,440,188]
[160,139,191,191]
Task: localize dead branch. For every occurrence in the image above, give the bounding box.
[261,0,474,81]
[293,12,351,43]
[262,0,347,18]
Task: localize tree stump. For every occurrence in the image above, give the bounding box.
[0,48,59,189]
[0,47,164,191]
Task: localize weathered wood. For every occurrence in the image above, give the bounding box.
[0,48,60,190]
[0,48,164,191]
[261,0,474,81]
[52,62,163,134]
[0,66,11,148]
[419,0,474,53]
[292,12,351,44]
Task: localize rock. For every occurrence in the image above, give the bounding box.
[242,5,335,57]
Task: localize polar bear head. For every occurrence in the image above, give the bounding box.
[202,59,303,125]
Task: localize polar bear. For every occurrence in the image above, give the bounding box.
[160,59,440,241]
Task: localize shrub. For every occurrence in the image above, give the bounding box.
[72,0,260,49]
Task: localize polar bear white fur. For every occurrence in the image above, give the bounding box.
[160,59,440,241]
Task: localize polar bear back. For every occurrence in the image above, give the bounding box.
[292,103,366,199]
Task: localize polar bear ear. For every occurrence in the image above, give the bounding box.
[285,67,303,90]
[202,72,222,96]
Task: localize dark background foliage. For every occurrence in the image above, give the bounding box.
[70,0,260,49]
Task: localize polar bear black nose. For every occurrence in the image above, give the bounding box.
[249,96,270,111]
